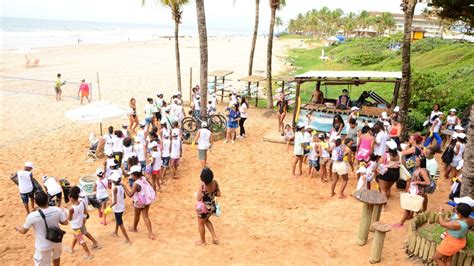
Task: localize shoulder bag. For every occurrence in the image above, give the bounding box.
[38,209,65,243]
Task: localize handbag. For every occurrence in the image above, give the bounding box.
[400,192,424,212]
[399,165,411,181]
[38,209,65,243]
[214,201,221,217]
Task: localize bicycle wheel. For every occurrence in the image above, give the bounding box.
[181,117,198,134]
[209,114,226,132]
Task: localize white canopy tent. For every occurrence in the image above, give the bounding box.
[295,71,402,80]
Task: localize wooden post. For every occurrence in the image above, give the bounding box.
[392,80,401,108]
[189,67,193,103]
[369,222,391,264]
[357,203,374,246]
[427,241,436,263]
[96,72,102,101]
[370,204,382,232]
[418,237,426,257]
[214,75,217,96]
[100,122,103,136]
[255,82,259,107]
[282,81,286,97]
[414,235,422,256]
[422,239,430,262]
[222,75,226,103]
[292,82,301,128]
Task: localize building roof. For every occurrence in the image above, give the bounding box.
[412,27,427,32]
[369,11,437,21]
[295,71,402,80]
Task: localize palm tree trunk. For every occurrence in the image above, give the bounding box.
[174,18,182,93]
[266,5,276,110]
[399,0,416,137]
[248,0,259,76]
[196,0,208,120]
[460,105,474,197]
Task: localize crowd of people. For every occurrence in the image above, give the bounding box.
[12,88,227,264]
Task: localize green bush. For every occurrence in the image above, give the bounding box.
[411,38,453,53]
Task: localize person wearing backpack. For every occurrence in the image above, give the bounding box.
[329,137,349,198]
[15,191,68,266]
[123,165,156,240]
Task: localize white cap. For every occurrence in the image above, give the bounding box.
[41,175,49,182]
[96,167,104,176]
[172,132,178,137]
[368,123,375,128]
[105,150,113,156]
[109,160,117,167]
[128,165,142,175]
[400,143,408,151]
[201,122,208,128]
[333,135,341,140]
[318,133,325,139]
[356,167,367,174]
[351,106,359,111]
[139,121,146,127]
[160,120,166,125]
[381,112,388,119]
[452,133,459,139]
[454,125,464,131]
[449,108,457,113]
[393,106,400,112]
[456,159,464,170]
[129,152,137,158]
[122,123,128,127]
[108,172,121,182]
[454,196,474,207]
[437,111,444,116]
[383,121,390,127]
[24,161,34,168]
[386,140,397,150]
[296,122,305,128]
[149,141,158,148]
[457,133,466,139]
[163,132,169,137]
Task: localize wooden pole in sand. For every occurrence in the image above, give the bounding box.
[189,67,192,103]
[96,72,102,101]
[357,202,374,246]
[369,222,391,264]
[370,204,383,232]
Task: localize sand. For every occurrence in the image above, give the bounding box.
[0,36,452,265]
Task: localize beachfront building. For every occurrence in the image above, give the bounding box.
[372,12,444,37]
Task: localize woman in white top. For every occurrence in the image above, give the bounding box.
[109,173,131,244]
[446,108,460,130]
[424,113,443,150]
[170,133,182,178]
[42,176,63,207]
[373,121,388,159]
[103,126,115,156]
[449,133,466,179]
[193,122,213,168]
[112,130,124,167]
[93,169,109,225]
[238,97,249,138]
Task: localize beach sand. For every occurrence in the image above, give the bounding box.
[0,37,451,265]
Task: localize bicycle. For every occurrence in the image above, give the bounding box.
[181,109,227,134]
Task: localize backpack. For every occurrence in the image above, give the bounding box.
[133,177,156,208]
[441,146,454,165]
[336,147,344,162]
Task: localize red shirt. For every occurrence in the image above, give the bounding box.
[79,83,89,93]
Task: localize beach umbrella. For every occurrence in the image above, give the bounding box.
[65,101,132,135]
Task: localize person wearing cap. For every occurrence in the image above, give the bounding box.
[155,93,164,123]
[122,165,156,240]
[103,126,116,156]
[170,132,182,178]
[193,94,201,118]
[376,140,400,207]
[195,167,221,246]
[161,131,172,179]
[372,121,388,160]
[93,168,110,225]
[121,123,130,138]
[103,150,115,179]
[144,98,155,131]
[77,79,90,105]
[109,173,131,244]
[149,141,163,190]
[390,106,400,121]
[15,191,68,266]
[424,112,444,150]
[446,108,460,131]
[276,93,288,135]
[13,162,36,214]
[112,130,125,168]
[128,98,139,133]
[137,122,146,144]
[42,176,63,207]
[433,203,472,265]
[193,122,213,167]
[348,106,359,121]
[336,89,350,109]
[292,124,305,177]
[224,103,240,144]
[449,133,466,180]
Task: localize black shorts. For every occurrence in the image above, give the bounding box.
[115,212,123,225]
[350,145,357,153]
[377,168,400,183]
[155,112,161,120]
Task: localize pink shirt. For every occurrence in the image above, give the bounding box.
[79,83,89,93]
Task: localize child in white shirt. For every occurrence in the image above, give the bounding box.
[93,168,109,225]
[170,133,182,178]
[109,173,131,244]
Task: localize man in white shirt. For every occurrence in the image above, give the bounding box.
[144,98,155,131]
[42,176,63,207]
[193,122,213,167]
[15,191,68,266]
[13,162,36,214]
[194,95,201,118]
[292,124,305,177]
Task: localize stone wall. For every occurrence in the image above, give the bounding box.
[461,104,474,198]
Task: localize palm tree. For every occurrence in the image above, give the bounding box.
[142,0,189,93]
[195,0,208,119]
[357,10,371,36]
[342,12,357,37]
[266,0,285,109]
[460,105,473,197]
[248,0,260,77]
[399,0,417,136]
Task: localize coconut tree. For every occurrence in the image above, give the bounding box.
[357,10,372,36]
[248,0,260,77]
[195,0,208,119]
[399,0,417,136]
[461,105,473,197]
[142,0,189,93]
[266,0,285,109]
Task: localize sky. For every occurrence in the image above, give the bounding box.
[1,0,428,32]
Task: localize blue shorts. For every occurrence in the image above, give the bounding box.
[114,212,123,225]
[162,157,170,167]
[145,117,153,125]
[20,191,34,204]
[139,161,146,170]
[227,121,238,129]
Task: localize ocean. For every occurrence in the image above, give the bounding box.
[0,17,250,50]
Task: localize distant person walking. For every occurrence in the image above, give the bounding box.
[129,98,139,133]
[195,167,221,246]
[193,122,213,167]
[13,161,36,214]
[54,73,65,101]
[77,79,90,104]
[15,191,68,266]
[238,97,248,138]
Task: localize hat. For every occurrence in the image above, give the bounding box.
[41,175,49,182]
[454,196,474,207]
[165,108,171,113]
[457,133,466,139]
[24,161,34,168]
[160,120,166,125]
[400,143,408,151]
[149,141,158,148]
[437,111,444,116]
[451,133,459,139]
[122,123,128,128]
[449,108,457,113]
[139,121,146,127]
[356,167,367,174]
[172,132,178,137]
[163,133,170,138]
[201,122,208,128]
[383,121,390,127]
[127,165,142,175]
[105,150,113,156]
[368,123,375,128]
[109,160,117,167]
[296,122,305,128]
[381,112,388,119]
[156,92,161,96]
[456,159,464,170]
[96,168,104,176]
[318,133,325,139]
[393,106,400,112]
[108,172,121,182]
[196,95,201,100]
[351,106,359,111]
[454,125,464,131]
[386,140,397,150]
[129,152,137,158]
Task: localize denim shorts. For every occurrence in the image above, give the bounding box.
[20,191,34,204]
[145,117,153,125]
[114,212,123,225]
[162,157,170,167]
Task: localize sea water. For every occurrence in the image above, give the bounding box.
[0,17,249,49]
